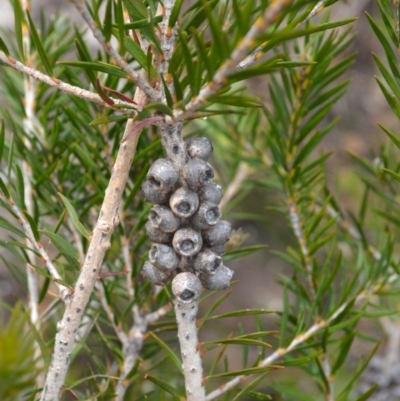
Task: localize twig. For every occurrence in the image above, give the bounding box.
[173,0,291,121]
[205,275,398,400]
[71,0,160,103]
[21,0,40,332]
[288,200,316,299]
[40,116,143,401]
[303,0,325,24]
[159,0,179,99]
[322,353,334,401]
[237,0,324,72]
[0,191,70,301]
[236,48,263,71]
[114,309,147,401]
[121,231,135,300]
[96,282,128,345]
[219,162,251,211]
[20,0,45,384]
[0,51,136,113]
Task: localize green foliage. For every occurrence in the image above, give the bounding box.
[0,0,398,400]
[0,303,39,400]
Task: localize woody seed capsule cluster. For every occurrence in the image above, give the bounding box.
[141,137,233,290]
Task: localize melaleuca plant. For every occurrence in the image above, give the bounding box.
[0,0,397,401]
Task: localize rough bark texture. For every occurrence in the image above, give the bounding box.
[173,273,205,401]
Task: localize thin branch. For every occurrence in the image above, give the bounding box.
[238,0,325,72]
[302,0,325,24]
[0,51,136,113]
[219,162,251,211]
[0,191,70,301]
[40,116,143,401]
[71,0,160,103]
[288,200,316,299]
[205,274,399,400]
[96,282,128,345]
[322,353,334,401]
[114,311,147,401]
[159,0,179,100]
[21,0,45,383]
[173,0,291,121]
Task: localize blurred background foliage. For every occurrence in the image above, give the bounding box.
[0,0,400,400]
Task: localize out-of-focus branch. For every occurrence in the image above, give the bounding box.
[21,0,40,331]
[174,0,291,121]
[20,0,45,383]
[288,200,316,299]
[159,0,179,99]
[219,162,251,211]
[71,0,160,103]
[322,353,334,401]
[0,191,70,301]
[303,0,325,24]
[0,51,137,113]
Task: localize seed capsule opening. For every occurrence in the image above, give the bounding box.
[203,168,214,184]
[181,239,194,252]
[172,272,202,302]
[149,210,161,225]
[205,207,219,224]
[170,187,199,218]
[173,228,202,257]
[180,289,195,301]
[147,158,179,190]
[212,258,221,272]
[178,202,190,213]
[192,201,221,229]
[194,248,222,274]
[148,176,161,188]
[183,158,215,188]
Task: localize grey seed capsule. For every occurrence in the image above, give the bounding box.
[169,187,199,218]
[197,183,223,205]
[149,243,180,271]
[147,158,179,190]
[145,221,174,244]
[192,201,221,229]
[211,244,226,256]
[142,261,172,286]
[203,220,231,246]
[142,181,171,204]
[172,272,202,302]
[172,228,203,257]
[193,248,222,274]
[200,265,234,290]
[149,205,181,232]
[183,158,214,188]
[186,137,213,161]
